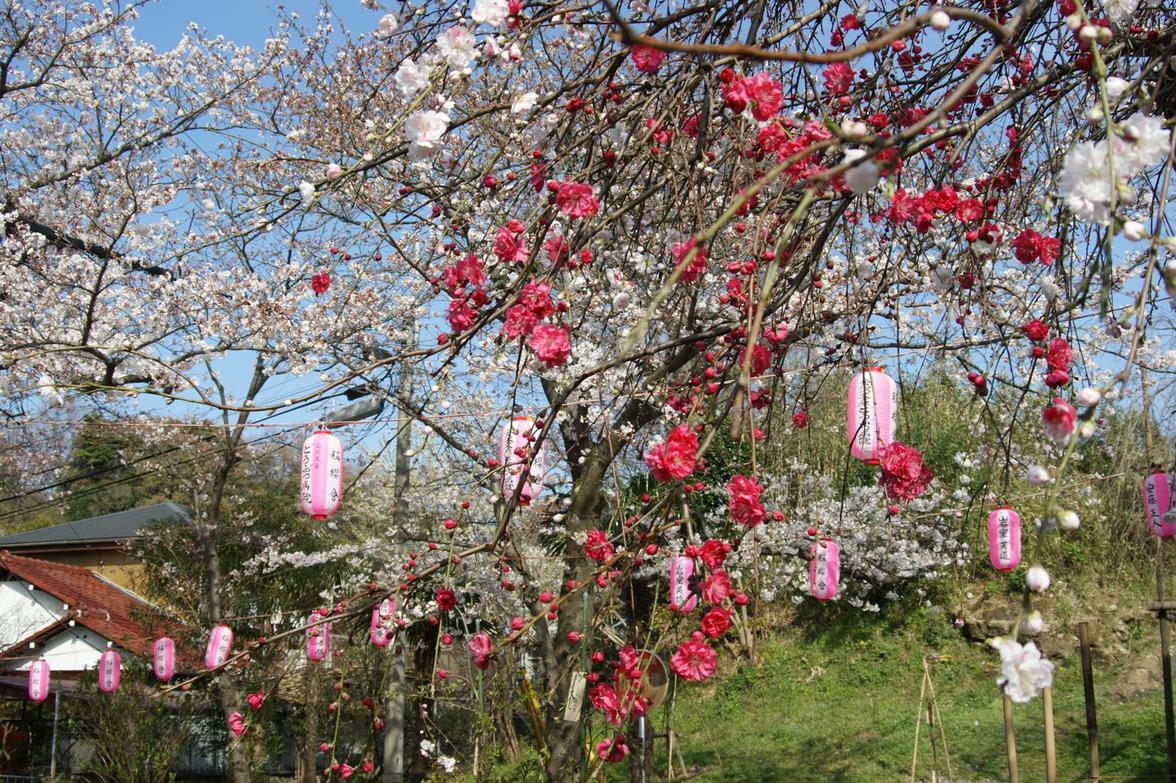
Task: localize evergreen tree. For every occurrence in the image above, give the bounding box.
[62,414,171,520]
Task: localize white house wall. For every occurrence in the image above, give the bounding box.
[11,627,109,672]
[0,578,67,645]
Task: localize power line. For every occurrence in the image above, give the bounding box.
[0,385,361,512]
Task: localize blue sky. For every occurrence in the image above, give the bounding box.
[130,0,376,50]
[124,1,397,440]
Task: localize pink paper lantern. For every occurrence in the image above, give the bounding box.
[809,538,840,602]
[205,624,234,669]
[300,430,343,520]
[27,658,50,703]
[306,612,330,662]
[668,555,698,613]
[987,507,1022,572]
[1143,471,1174,538]
[847,368,897,464]
[153,637,175,682]
[370,598,395,648]
[499,416,545,503]
[98,649,121,693]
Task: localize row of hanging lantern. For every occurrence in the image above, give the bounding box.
[791,367,898,602]
[666,539,841,609]
[659,365,894,612]
[298,415,548,522]
[782,367,900,602]
[27,647,126,700]
[978,470,1173,578]
[26,604,402,701]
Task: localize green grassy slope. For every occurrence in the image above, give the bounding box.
[645,611,1167,783]
[453,593,1171,783]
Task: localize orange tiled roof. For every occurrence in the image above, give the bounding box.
[0,550,181,661]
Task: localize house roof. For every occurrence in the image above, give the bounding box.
[0,502,188,550]
[0,551,180,664]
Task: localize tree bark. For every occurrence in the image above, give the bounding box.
[199,359,267,783]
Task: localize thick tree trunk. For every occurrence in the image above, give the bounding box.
[535,359,675,782]
[199,503,252,783]
[200,361,267,783]
[543,443,613,782]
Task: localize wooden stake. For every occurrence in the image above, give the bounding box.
[1002,695,1020,783]
[1043,687,1057,783]
[1157,536,1176,783]
[1078,621,1100,783]
[928,695,939,783]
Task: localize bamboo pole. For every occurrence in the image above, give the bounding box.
[925,660,955,783]
[910,666,928,783]
[1003,695,1020,783]
[1078,622,1101,782]
[1043,687,1057,783]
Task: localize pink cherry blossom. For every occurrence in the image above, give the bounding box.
[745,73,784,121]
[527,323,571,367]
[670,632,717,681]
[878,441,933,502]
[822,62,854,95]
[644,425,698,481]
[494,226,530,264]
[554,181,599,218]
[630,45,665,74]
[1041,398,1077,443]
[727,474,766,527]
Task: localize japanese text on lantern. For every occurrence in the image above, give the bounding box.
[997,511,1009,562]
[327,443,341,503]
[1143,472,1174,538]
[670,555,697,612]
[300,444,313,508]
[855,371,874,452]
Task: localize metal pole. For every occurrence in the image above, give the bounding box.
[1042,687,1057,783]
[1156,537,1176,783]
[637,716,646,783]
[48,687,59,778]
[382,646,405,783]
[1002,695,1019,783]
[1078,621,1100,782]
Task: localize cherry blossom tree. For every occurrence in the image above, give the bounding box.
[2,0,1175,779]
